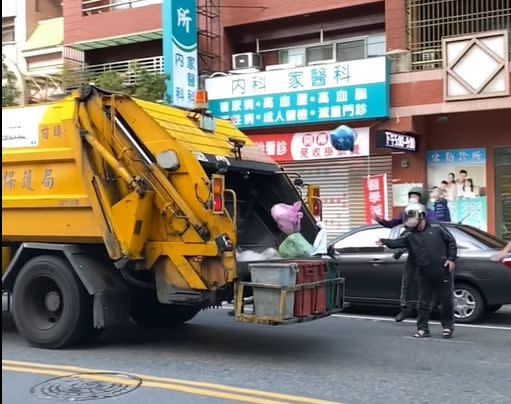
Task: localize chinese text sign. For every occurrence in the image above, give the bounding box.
[205,57,389,128]
[250,127,369,162]
[364,174,388,224]
[163,0,198,109]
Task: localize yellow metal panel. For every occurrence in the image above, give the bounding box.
[110,191,155,259]
[2,247,12,275]
[2,208,103,243]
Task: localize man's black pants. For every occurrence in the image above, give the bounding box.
[417,270,454,332]
[400,255,416,311]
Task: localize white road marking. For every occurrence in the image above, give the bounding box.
[220,305,511,331]
[402,336,474,344]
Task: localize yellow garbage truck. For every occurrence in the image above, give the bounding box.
[2,86,343,348]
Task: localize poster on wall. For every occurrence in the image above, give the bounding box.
[427,148,487,230]
[364,174,388,224]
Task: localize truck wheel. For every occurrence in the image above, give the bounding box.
[131,294,200,328]
[12,255,92,348]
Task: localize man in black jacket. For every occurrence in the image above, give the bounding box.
[373,186,438,322]
[379,203,457,338]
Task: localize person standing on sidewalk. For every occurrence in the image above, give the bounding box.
[372,186,437,322]
[379,203,457,338]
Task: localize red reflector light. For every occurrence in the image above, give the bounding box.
[211,174,225,214]
[213,195,223,213]
[503,259,511,270]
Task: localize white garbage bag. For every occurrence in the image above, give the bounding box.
[311,221,328,256]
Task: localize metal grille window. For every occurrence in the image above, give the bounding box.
[406,0,511,70]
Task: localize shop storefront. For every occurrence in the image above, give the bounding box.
[204,56,391,239]
[249,128,392,240]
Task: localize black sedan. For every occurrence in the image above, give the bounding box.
[329,223,511,323]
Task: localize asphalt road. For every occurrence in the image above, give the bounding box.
[3,306,511,404]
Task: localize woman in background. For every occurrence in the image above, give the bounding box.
[461,178,479,198]
[445,173,457,201]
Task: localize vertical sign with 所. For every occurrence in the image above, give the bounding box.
[163,0,198,109]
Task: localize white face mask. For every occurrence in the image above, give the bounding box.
[409,196,419,204]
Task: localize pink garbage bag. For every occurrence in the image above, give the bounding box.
[271,201,303,234]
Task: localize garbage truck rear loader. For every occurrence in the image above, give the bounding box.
[2,86,343,348]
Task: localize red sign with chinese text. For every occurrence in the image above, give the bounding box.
[249,128,370,162]
[364,174,388,224]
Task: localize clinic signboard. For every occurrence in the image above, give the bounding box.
[250,127,370,162]
[163,0,198,109]
[205,56,389,128]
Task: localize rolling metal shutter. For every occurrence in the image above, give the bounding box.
[284,155,393,240]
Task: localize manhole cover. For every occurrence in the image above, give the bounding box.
[31,372,142,401]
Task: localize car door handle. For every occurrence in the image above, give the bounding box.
[371,259,382,267]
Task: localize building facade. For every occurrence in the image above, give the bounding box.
[204,0,511,239]
[8,0,510,238]
[2,0,65,103]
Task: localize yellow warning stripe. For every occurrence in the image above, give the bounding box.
[2,360,342,404]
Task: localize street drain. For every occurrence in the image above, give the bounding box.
[31,372,142,401]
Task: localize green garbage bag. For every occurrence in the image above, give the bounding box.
[278,233,313,258]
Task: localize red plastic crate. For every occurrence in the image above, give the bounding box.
[286,260,327,317]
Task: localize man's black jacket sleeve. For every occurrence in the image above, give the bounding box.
[380,237,408,249]
[439,225,457,261]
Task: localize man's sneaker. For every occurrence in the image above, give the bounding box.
[395,310,410,322]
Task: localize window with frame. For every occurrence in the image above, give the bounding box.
[2,17,15,43]
[336,39,366,62]
[277,33,385,66]
[279,48,306,67]
[306,44,334,63]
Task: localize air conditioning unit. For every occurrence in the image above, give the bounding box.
[386,49,411,73]
[420,50,438,70]
[232,52,262,71]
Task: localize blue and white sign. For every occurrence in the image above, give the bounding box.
[163,0,198,109]
[205,56,389,128]
[427,148,486,166]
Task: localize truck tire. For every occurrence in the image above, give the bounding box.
[12,255,92,348]
[131,293,200,328]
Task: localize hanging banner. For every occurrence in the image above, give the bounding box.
[427,148,487,230]
[250,127,370,162]
[163,0,198,109]
[364,174,388,224]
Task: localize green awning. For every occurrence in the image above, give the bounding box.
[69,31,163,51]
[23,17,63,51]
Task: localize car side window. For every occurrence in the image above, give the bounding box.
[335,228,392,251]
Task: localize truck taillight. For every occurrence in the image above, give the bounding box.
[211,174,225,214]
[307,185,321,217]
[503,258,511,270]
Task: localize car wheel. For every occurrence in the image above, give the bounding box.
[453,283,485,324]
[487,304,503,314]
[12,255,92,348]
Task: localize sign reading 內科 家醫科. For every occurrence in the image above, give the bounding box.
[204,57,389,128]
[163,0,198,109]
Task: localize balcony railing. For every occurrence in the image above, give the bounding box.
[84,56,164,85]
[82,0,161,16]
[62,56,164,88]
